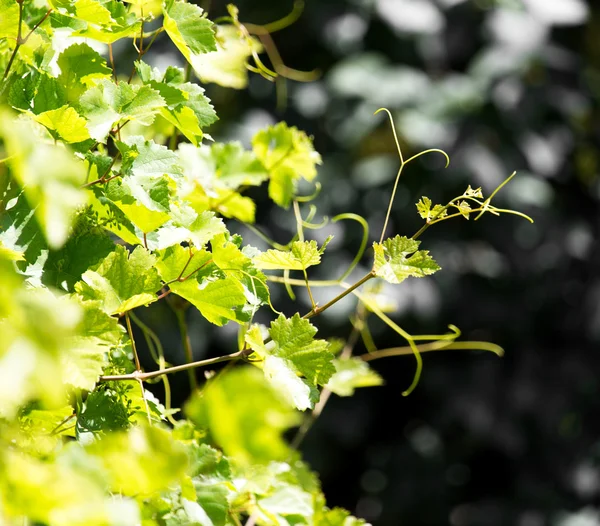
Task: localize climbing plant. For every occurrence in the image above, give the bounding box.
[0,1,532,524]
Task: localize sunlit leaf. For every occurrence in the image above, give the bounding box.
[86,425,189,496]
[192,24,262,89]
[0,110,88,249]
[456,200,471,219]
[74,245,161,314]
[252,123,322,208]
[57,43,112,101]
[79,81,165,142]
[163,0,217,62]
[186,366,301,465]
[326,358,384,397]
[372,235,440,284]
[253,237,332,271]
[416,196,447,222]
[245,314,335,410]
[34,105,91,143]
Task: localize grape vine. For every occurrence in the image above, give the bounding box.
[0,1,532,524]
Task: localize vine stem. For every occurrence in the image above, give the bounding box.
[174,307,198,391]
[129,312,179,426]
[289,310,363,451]
[374,108,450,243]
[108,43,117,83]
[290,388,333,451]
[302,271,374,319]
[3,6,53,80]
[125,313,151,422]
[98,351,243,382]
[361,340,504,361]
[126,313,142,371]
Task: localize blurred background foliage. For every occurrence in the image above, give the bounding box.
[129,0,600,524]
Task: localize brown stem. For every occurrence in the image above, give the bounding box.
[108,43,117,83]
[302,271,374,319]
[98,351,243,382]
[125,313,142,371]
[81,173,120,188]
[156,289,172,301]
[2,5,52,79]
[177,259,213,283]
[175,307,198,390]
[176,249,194,281]
[81,153,120,188]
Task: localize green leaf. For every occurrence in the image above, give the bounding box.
[57,43,112,101]
[163,0,217,62]
[74,245,161,314]
[155,244,214,283]
[252,123,321,180]
[0,186,48,273]
[326,358,384,397]
[87,186,141,245]
[105,136,183,233]
[0,242,25,262]
[162,83,217,144]
[262,355,319,412]
[185,366,301,465]
[169,275,246,326]
[156,242,247,325]
[416,196,447,222]
[267,314,335,386]
[120,135,183,182]
[124,382,169,424]
[189,443,231,480]
[253,238,331,271]
[194,481,230,526]
[316,507,370,526]
[245,314,335,411]
[456,200,471,219]
[464,185,483,198]
[0,110,88,249]
[63,298,123,390]
[33,105,91,143]
[236,460,323,524]
[0,288,108,416]
[252,122,322,208]
[267,166,296,209]
[86,425,189,496]
[79,80,166,142]
[40,219,115,291]
[191,24,262,89]
[49,0,113,25]
[213,142,269,187]
[76,388,130,436]
[259,485,313,517]
[178,141,268,190]
[0,446,127,525]
[372,235,440,285]
[177,141,266,222]
[211,233,270,318]
[9,71,67,115]
[136,62,218,145]
[146,206,227,250]
[70,0,142,43]
[18,405,75,455]
[215,192,256,223]
[0,0,20,40]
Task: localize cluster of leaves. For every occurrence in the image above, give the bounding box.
[0,0,531,524]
